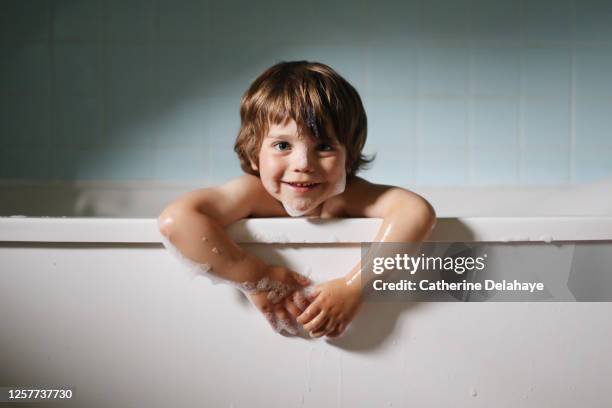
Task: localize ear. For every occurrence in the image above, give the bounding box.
[249,158,259,172]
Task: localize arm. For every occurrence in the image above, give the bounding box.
[158,175,266,284]
[158,175,311,335]
[297,177,437,338]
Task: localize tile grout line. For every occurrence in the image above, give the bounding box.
[569,0,576,183]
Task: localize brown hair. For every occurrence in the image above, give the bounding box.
[234,61,373,177]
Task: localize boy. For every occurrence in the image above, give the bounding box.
[158,61,436,338]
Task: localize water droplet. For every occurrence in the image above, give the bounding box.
[539,235,553,243]
[471,388,478,397]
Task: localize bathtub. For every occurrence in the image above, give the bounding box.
[1,182,612,407]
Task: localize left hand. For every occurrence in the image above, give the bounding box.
[296,277,362,338]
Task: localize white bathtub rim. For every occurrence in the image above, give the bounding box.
[1,216,612,243]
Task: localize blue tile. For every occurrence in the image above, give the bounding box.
[416,148,467,186]
[365,46,416,97]
[204,45,274,98]
[575,147,612,182]
[366,0,420,43]
[0,0,49,42]
[575,47,612,99]
[0,95,49,147]
[471,148,518,185]
[0,146,50,180]
[471,99,519,148]
[301,0,368,45]
[229,0,305,45]
[50,147,82,180]
[154,45,211,96]
[469,0,521,42]
[470,47,520,96]
[153,97,208,148]
[523,0,572,42]
[364,98,416,146]
[574,0,612,43]
[521,149,569,184]
[0,44,50,94]
[209,1,283,46]
[418,0,469,41]
[418,99,468,148]
[418,46,469,96]
[157,0,208,41]
[521,48,571,99]
[359,146,414,187]
[53,44,100,95]
[208,147,245,183]
[153,146,208,181]
[52,96,101,146]
[238,0,368,45]
[106,45,154,96]
[575,98,612,148]
[52,0,102,41]
[201,97,242,148]
[104,0,156,42]
[95,146,155,181]
[105,95,157,146]
[523,98,570,148]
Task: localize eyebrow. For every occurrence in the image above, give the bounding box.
[266,133,298,139]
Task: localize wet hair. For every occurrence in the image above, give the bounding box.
[234,60,374,177]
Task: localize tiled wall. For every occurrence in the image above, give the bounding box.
[1,0,611,186]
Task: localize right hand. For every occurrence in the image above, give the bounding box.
[245,265,312,335]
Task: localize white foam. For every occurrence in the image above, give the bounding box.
[277,318,298,335]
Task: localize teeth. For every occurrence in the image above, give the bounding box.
[289,182,315,187]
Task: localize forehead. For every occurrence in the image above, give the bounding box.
[267,118,299,137]
[266,117,338,143]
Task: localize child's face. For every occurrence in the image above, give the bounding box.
[252,118,347,216]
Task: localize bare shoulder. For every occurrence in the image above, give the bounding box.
[336,176,435,218]
[174,174,284,225]
[211,174,286,218]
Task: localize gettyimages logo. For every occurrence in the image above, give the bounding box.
[357,241,607,302]
[371,252,487,275]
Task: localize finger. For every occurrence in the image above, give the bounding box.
[291,271,311,286]
[327,322,346,338]
[303,311,328,333]
[310,329,327,338]
[293,291,309,312]
[323,318,337,333]
[313,319,336,338]
[297,302,320,325]
[304,286,321,301]
[284,297,302,319]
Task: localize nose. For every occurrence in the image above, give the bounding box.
[291,147,315,173]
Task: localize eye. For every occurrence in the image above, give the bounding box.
[317,143,334,152]
[274,141,290,151]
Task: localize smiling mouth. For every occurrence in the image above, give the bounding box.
[282,181,321,192]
